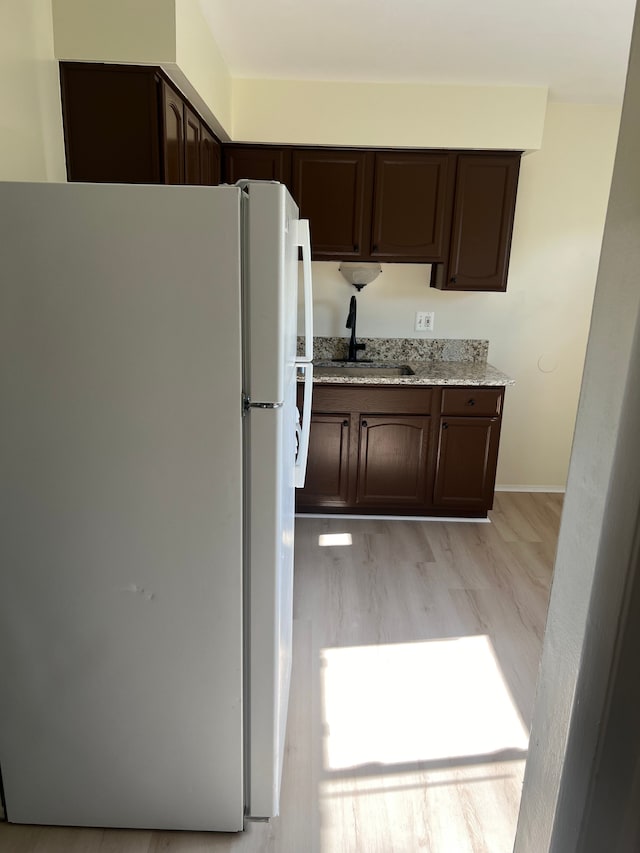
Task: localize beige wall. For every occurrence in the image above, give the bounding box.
[52,0,176,63]
[306,102,620,488]
[0,0,66,181]
[51,0,233,138]
[232,78,548,150]
[174,0,231,139]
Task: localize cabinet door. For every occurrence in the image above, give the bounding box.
[60,63,161,184]
[292,149,373,259]
[223,145,291,187]
[201,125,221,186]
[184,106,202,185]
[370,152,455,260]
[356,416,430,509]
[161,81,185,185]
[296,414,351,509]
[438,153,520,291]
[433,417,501,510]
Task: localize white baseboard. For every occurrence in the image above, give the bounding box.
[495,484,566,493]
[296,513,491,523]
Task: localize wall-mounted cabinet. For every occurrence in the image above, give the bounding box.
[224,144,520,288]
[59,66,521,290]
[296,383,505,518]
[430,153,521,292]
[222,144,292,187]
[291,148,374,259]
[223,146,459,263]
[370,151,455,261]
[61,63,221,187]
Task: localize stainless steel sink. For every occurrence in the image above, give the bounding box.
[314,362,415,378]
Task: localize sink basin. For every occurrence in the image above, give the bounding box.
[314,362,415,378]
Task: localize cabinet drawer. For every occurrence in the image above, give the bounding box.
[441,387,503,417]
[311,385,433,414]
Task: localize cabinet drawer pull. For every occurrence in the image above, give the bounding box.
[342,419,349,427]
[362,420,368,428]
[467,399,476,406]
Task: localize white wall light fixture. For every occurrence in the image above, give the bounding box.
[339,262,382,291]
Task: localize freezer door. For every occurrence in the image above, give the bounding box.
[243,182,301,403]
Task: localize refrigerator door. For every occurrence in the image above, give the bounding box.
[0,182,246,831]
[242,183,305,817]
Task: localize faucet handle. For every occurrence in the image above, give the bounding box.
[355,342,366,352]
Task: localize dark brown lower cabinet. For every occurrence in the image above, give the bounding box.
[356,416,430,510]
[298,414,351,508]
[296,383,504,517]
[433,417,501,511]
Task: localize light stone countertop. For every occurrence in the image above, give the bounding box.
[298,337,514,387]
[309,360,514,387]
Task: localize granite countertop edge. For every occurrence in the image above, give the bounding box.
[298,337,514,387]
[307,361,515,387]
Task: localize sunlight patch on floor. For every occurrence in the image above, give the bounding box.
[321,635,528,771]
[318,635,528,852]
[318,533,353,547]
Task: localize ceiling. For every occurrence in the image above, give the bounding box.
[199,0,636,103]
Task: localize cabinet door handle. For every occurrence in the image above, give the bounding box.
[342,419,349,427]
[450,276,457,284]
[362,420,368,428]
[442,422,448,429]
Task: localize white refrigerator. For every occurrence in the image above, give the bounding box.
[0,180,314,832]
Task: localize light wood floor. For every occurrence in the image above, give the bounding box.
[0,492,562,853]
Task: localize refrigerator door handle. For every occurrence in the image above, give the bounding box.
[294,363,313,488]
[295,219,314,363]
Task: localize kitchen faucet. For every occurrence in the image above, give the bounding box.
[346,295,366,362]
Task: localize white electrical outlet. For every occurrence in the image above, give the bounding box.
[415,311,435,332]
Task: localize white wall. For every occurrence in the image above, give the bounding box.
[0,0,66,181]
[306,102,620,488]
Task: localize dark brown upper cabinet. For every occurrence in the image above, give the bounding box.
[60,62,221,188]
[370,152,455,261]
[291,149,374,259]
[222,145,292,187]
[61,63,162,184]
[184,105,202,185]
[161,80,185,185]
[431,152,520,292]
[201,125,221,186]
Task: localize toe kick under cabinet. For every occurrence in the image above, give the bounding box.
[296,384,504,518]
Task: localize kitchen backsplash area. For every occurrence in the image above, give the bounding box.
[298,337,489,363]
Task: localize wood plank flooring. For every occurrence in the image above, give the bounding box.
[0,492,562,853]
